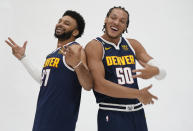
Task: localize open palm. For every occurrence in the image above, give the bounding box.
[5,37,27,60]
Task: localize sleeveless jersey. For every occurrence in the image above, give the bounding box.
[94,37,140,104]
[33,42,82,131]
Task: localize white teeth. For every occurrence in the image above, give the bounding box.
[56,28,62,30]
[56,27,63,30]
[56,28,64,32]
[111,26,118,31]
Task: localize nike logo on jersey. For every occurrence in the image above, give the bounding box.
[105,47,112,50]
[106,55,135,66]
[43,57,60,68]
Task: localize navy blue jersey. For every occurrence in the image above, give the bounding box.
[94,37,140,104]
[33,42,82,131]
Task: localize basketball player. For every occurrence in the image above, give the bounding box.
[85,6,166,131]
[5,10,93,131]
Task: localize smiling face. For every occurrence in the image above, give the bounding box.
[104,8,128,39]
[54,15,78,40]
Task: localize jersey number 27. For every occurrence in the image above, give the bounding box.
[41,69,51,86]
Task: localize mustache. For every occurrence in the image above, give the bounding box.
[55,26,65,31]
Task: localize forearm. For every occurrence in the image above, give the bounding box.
[75,64,93,91]
[94,78,140,99]
[20,56,42,84]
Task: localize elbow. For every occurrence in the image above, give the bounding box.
[84,88,92,91]
[83,85,93,91]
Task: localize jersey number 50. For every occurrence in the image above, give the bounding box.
[116,67,134,85]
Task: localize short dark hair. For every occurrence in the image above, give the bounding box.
[63,10,85,38]
[103,6,129,33]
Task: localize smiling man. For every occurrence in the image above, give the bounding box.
[85,6,166,131]
[5,10,93,131]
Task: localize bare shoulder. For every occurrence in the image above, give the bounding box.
[85,39,103,50]
[126,38,152,61]
[85,39,103,58]
[127,38,143,50]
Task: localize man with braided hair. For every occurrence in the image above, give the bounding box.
[85,6,166,131]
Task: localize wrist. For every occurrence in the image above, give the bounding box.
[136,90,141,99]
[153,66,159,76]
[147,59,167,80]
[20,54,26,61]
[130,89,141,99]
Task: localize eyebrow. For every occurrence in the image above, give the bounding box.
[58,19,71,24]
[111,14,127,20]
[121,18,127,21]
[64,20,70,23]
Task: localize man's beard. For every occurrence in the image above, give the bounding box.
[54,30,73,40]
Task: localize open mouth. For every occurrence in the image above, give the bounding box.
[110,26,118,31]
[56,27,64,33]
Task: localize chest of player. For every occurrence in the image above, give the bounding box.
[43,50,66,70]
[41,49,78,87]
[102,45,137,85]
[103,44,136,69]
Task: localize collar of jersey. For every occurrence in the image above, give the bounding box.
[62,41,76,48]
[51,41,76,54]
[100,37,122,50]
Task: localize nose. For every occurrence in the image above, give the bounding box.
[56,23,63,29]
[113,19,119,25]
[56,22,62,26]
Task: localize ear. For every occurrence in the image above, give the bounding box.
[122,23,127,33]
[72,29,79,37]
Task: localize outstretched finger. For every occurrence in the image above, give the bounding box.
[5,40,14,48]
[151,94,158,100]
[132,69,143,73]
[23,41,28,49]
[146,84,152,90]
[132,73,142,79]
[8,37,18,46]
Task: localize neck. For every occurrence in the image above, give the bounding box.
[57,37,75,48]
[102,33,120,45]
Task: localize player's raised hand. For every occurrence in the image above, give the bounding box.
[132,60,159,79]
[137,85,158,105]
[5,37,27,60]
[60,44,82,68]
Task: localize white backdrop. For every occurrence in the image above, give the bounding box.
[0,0,193,131]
